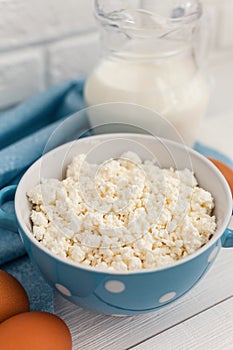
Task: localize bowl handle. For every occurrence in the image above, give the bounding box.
[208,158,233,248]
[0,185,18,232]
[221,224,233,248]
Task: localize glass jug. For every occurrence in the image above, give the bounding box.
[84,0,209,146]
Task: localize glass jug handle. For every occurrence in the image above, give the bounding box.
[195,5,210,69]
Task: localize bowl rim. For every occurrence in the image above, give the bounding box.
[15,133,233,275]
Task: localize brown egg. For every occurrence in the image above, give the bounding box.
[0,312,72,350]
[208,158,233,197]
[0,270,30,323]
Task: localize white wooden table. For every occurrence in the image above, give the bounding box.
[55,58,233,350]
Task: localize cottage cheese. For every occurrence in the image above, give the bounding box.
[27,152,216,271]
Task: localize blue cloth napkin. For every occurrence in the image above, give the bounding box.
[0,78,232,314]
[0,79,87,313]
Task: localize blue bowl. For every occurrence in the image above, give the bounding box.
[1,134,232,316]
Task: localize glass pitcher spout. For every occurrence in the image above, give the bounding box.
[95,0,202,25]
[95,0,203,57]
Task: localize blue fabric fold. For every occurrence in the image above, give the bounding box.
[0,81,75,149]
[0,78,232,314]
[0,79,87,188]
[3,256,53,313]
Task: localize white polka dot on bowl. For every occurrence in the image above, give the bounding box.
[208,246,219,263]
[159,292,176,303]
[105,280,125,293]
[55,283,72,296]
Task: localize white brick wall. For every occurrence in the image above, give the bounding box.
[0,0,98,109]
[48,32,100,85]
[0,49,45,108]
[0,0,232,110]
[0,0,96,50]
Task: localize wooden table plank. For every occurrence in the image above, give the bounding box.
[133,296,233,350]
[55,248,233,350]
